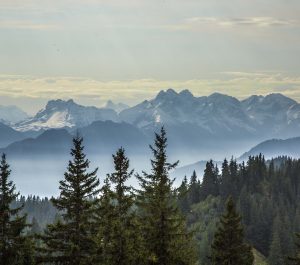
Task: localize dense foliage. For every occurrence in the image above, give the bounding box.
[210,196,254,265]
[0,154,32,265]
[178,155,300,264]
[136,127,197,265]
[38,135,100,264]
[3,128,300,265]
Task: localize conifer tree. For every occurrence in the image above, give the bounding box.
[289,233,300,265]
[211,196,254,265]
[220,158,230,198]
[228,158,239,198]
[268,230,284,265]
[30,217,41,235]
[201,160,219,200]
[220,158,240,200]
[137,127,197,265]
[96,148,144,265]
[94,176,115,265]
[188,171,201,205]
[39,135,100,264]
[178,176,188,197]
[0,154,29,265]
[177,176,190,214]
[18,237,36,265]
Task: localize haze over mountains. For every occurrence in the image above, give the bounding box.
[1,89,300,195]
[239,137,300,161]
[2,90,300,161]
[0,105,29,124]
[4,89,300,140]
[14,99,119,132]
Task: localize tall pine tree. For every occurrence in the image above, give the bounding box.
[177,176,190,214]
[39,135,100,264]
[94,176,115,265]
[211,196,254,265]
[220,158,240,200]
[0,154,29,265]
[188,171,201,205]
[137,127,197,265]
[95,148,144,265]
[268,230,284,265]
[201,160,219,200]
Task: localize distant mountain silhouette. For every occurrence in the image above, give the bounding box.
[239,137,300,160]
[1,120,148,158]
[0,105,29,124]
[0,122,29,148]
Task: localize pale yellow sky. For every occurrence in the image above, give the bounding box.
[1,71,299,114]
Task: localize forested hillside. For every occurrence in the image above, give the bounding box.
[177,155,300,264]
[1,129,300,264]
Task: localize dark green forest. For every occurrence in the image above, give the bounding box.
[1,127,300,264]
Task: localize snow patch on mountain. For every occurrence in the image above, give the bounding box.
[120,89,255,137]
[10,90,300,141]
[14,99,118,132]
[119,89,300,139]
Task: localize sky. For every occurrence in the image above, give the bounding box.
[0,0,300,114]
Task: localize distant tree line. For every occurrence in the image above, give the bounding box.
[177,155,300,264]
[1,127,300,264]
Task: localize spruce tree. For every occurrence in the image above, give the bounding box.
[178,176,188,198]
[0,154,29,265]
[96,148,144,265]
[211,196,254,265]
[188,171,201,205]
[94,176,115,265]
[30,217,41,235]
[289,233,300,265]
[220,158,240,200]
[220,158,230,198]
[268,230,284,265]
[201,160,219,200]
[39,135,100,264]
[17,237,36,265]
[177,176,190,214]
[137,127,197,265]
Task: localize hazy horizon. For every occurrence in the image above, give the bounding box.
[1,89,300,115]
[1,0,300,196]
[1,0,300,114]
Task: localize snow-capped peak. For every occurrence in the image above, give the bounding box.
[14,99,118,132]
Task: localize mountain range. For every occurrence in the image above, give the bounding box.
[0,105,29,125]
[2,89,300,195]
[4,89,300,140]
[1,120,148,158]
[239,137,300,161]
[14,99,119,132]
[173,136,300,180]
[104,100,129,113]
[1,89,300,159]
[119,89,300,138]
[0,123,28,148]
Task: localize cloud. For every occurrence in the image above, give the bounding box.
[1,73,300,111]
[0,19,60,30]
[221,71,277,78]
[168,16,299,31]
